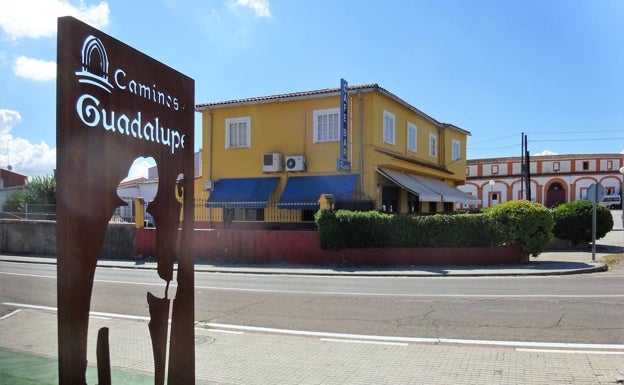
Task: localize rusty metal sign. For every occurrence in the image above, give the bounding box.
[56,16,195,384]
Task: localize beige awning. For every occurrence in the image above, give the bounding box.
[376,167,478,204]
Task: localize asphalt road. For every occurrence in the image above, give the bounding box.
[1,261,622,345]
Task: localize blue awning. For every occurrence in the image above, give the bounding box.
[206,177,279,208]
[278,174,359,209]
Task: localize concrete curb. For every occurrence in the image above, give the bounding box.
[0,254,608,277]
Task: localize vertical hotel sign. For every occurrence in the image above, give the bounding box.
[56,16,195,384]
[336,78,351,172]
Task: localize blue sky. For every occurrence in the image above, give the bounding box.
[1,0,623,178]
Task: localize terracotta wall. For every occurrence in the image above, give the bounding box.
[135,228,528,266]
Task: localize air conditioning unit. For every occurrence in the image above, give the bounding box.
[285,155,306,172]
[262,153,282,172]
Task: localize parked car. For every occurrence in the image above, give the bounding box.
[600,194,622,209]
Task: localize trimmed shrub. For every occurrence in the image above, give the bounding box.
[316,200,554,256]
[484,200,554,257]
[314,210,394,249]
[315,210,504,250]
[401,214,503,248]
[552,199,614,244]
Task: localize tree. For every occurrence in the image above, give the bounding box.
[2,190,26,212]
[2,175,56,215]
[25,175,56,205]
[552,199,614,244]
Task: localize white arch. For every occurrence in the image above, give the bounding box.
[80,35,109,79]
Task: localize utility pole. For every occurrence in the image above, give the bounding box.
[520,133,525,200]
[524,134,531,201]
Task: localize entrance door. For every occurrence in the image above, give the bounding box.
[381,186,399,213]
[546,182,566,208]
[490,192,500,207]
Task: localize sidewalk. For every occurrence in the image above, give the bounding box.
[1,307,623,385]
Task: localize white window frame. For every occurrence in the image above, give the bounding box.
[429,133,437,158]
[452,139,461,161]
[383,110,395,145]
[407,122,417,153]
[225,117,251,149]
[313,108,340,143]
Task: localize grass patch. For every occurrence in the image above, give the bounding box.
[599,253,624,270]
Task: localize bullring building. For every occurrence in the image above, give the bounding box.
[459,154,624,209]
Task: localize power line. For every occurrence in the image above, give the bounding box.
[531,137,624,143]
[469,133,521,145]
[469,137,624,149]
[467,144,519,150]
[526,130,624,135]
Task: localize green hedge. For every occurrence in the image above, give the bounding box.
[483,200,554,256]
[315,200,554,257]
[552,199,614,244]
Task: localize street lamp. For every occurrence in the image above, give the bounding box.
[619,166,624,232]
[619,166,624,196]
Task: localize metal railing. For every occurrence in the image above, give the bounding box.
[0,204,57,221]
[1,200,315,229]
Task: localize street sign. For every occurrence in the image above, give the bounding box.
[587,183,604,262]
[57,16,195,384]
[587,183,605,203]
[337,78,350,172]
[337,158,351,173]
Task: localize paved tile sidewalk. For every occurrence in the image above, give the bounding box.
[1,308,622,384]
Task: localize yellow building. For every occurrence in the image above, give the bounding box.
[195,83,475,227]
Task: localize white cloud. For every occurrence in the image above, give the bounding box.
[13,56,56,81]
[124,157,156,182]
[0,0,110,41]
[0,109,20,135]
[533,150,559,156]
[227,0,271,18]
[0,109,56,177]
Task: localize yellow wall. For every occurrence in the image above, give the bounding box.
[196,87,469,219]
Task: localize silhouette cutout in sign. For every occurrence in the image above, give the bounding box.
[56,16,195,384]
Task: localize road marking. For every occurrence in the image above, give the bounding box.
[320,338,408,346]
[4,271,623,298]
[198,322,438,344]
[2,302,151,321]
[516,348,624,355]
[4,302,624,352]
[438,338,624,350]
[0,272,55,279]
[197,328,244,335]
[0,271,175,288]
[194,286,624,298]
[0,308,21,320]
[200,322,624,351]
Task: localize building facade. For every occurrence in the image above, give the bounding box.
[459,154,624,208]
[195,83,475,227]
[114,176,158,223]
[0,168,28,209]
